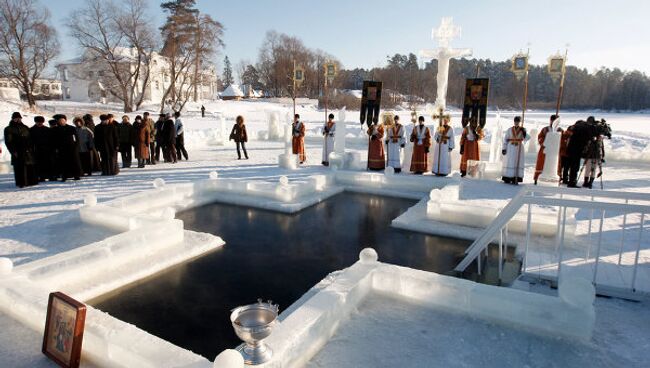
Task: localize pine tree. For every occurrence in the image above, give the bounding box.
[222,56,234,87]
[241,64,262,90]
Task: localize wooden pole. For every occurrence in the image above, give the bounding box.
[555,48,568,116]
[521,49,530,126]
[522,70,529,125]
[324,76,328,123]
[292,60,296,119]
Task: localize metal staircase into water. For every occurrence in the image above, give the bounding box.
[454,186,650,300]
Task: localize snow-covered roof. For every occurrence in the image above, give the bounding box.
[222,84,244,97]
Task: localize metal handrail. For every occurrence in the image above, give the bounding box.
[455,186,650,297]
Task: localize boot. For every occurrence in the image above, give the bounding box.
[582,177,590,188]
[587,177,595,189]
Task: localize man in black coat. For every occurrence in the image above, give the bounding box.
[118,115,133,168]
[565,117,597,187]
[154,114,165,162]
[83,114,102,172]
[52,114,82,181]
[29,116,55,182]
[161,113,177,163]
[94,114,120,175]
[4,112,38,188]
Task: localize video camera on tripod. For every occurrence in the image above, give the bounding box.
[591,118,612,140]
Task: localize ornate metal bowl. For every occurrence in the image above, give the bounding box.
[230,299,279,365]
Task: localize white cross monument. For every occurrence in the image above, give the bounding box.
[420,17,473,112]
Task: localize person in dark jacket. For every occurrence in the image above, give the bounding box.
[52,114,82,181]
[30,115,54,182]
[46,118,60,180]
[94,114,120,175]
[74,117,95,176]
[4,112,38,188]
[132,115,150,168]
[230,115,249,159]
[161,113,177,163]
[565,118,595,187]
[118,115,133,168]
[201,105,205,118]
[83,114,102,172]
[154,114,165,162]
[174,111,188,160]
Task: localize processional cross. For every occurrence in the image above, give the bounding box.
[420,17,472,124]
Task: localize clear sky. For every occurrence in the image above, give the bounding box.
[48,0,650,75]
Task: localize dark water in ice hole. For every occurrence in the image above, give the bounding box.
[89,192,519,359]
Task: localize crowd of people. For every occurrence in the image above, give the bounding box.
[296,112,610,189]
[4,108,611,190]
[4,111,189,188]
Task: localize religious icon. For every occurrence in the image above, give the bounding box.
[42,292,86,368]
[294,68,304,82]
[461,78,489,129]
[549,58,564,73]
[325,63,337,79]
[470,85,483,101]
[360,81,382,128]
[513,56,528,71]
[367,87,377,100]
[548,57,564,75]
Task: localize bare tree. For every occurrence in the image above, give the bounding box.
[67,0,158,112]
[0,0,59,109]
[235,59,248,86]
[255,31,339,99]
[116,0,158,110]
[160,1,223,112]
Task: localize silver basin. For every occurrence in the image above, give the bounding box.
[231,299,279,365]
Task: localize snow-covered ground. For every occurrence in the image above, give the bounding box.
[0,99,649,367]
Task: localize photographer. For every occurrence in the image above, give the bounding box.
[582,117,611,189]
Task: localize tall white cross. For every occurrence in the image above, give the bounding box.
[420,17,472,112]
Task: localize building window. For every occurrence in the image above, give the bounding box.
[52,84,59,91]
[63,68,69,81]
[65,87,71,99]
[88,71,94,78]
[155,80,159,90]
[98,70,105,77]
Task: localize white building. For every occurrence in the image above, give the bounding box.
[0,78,62,101]
[56,47,218,104]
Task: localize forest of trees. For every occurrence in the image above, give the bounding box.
[237,32,650,111]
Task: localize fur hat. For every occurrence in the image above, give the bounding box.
[11,112,22,119]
